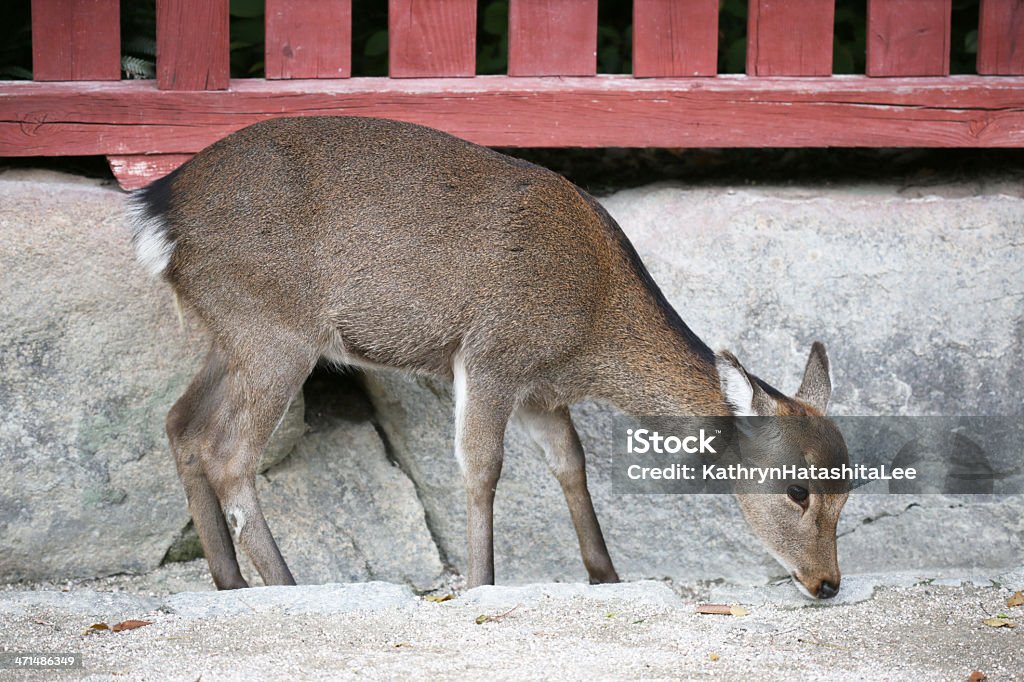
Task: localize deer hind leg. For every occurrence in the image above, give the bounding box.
[167,347,246,589]
[167,340,315,588]
[452,355,514,588]
[518,405,619,584]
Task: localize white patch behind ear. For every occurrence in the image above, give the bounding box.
[716,354,755,417]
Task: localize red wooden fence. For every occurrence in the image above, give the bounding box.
[5,0,1024,189]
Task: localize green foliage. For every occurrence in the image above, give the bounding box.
[0,0,989,80]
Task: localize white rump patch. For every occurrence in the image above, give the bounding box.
[126,195,174,277]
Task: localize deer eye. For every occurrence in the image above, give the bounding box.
[787,485,809,506]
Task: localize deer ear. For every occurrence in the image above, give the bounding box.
[796,341,832,413]
[716,351,755,417]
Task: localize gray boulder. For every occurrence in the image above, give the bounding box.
[365,181,1024,585]
[0,172,305,583]
[248,373,444,590]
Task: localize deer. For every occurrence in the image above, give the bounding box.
[128,116,849,599]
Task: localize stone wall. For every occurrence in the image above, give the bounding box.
[1,170,1020,587]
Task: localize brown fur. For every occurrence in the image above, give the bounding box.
[132,116,848,595]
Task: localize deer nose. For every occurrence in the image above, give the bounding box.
[817,579,840,599]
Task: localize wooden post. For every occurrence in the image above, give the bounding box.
[866,0,951,76]
[389,0,477,77]
[747,0,835,76]
[633,0,718,77]
[265,0,352,79]
[31,0,121,81]
[508,0,598,76]
[157,0,230,90]
[977,0,1024,75]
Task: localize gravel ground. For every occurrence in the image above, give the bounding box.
[1,563,1021,681]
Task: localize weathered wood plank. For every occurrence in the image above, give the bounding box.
[508,0,598,76]
[2,77,1023,155]
[31,0,121,81]
[157,0,230,90]
[867,0,951,76]
[108,154,193,189]
[633,0,718,77]
[265,0,352,79]
[747,0,835,76]
[977,0,1024,75]
[389,0,477,77]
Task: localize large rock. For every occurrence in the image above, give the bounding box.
[0,172,305,583]
[247,373,444,590]
[365,181,1024,585]
[3,170,1022,589]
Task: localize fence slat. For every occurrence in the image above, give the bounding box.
[867,0,951,76]
[157,0,230,90]
[747,0,834,76]
[389,0,476,77]
[31,0,120,81]
[633,0,718,77]
[508,0,598,76]
[265,0,351,79]
[978,0,1024,75]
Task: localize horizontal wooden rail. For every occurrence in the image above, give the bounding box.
[4,75,1024,185]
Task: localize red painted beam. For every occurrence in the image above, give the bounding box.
[867,0,951,76]
[389,0,477,77]
[977,0,1024,75]
[633,0,718,77]
[31,0,121,81]
[747,0,835,76]
[265,0,352,79]
[1,77,1023,158]
[157,0,230,90]
[108,154,193,189]
[508,0,598,76]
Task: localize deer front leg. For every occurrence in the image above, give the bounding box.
[453,360,513,588]
[518,405,619,584]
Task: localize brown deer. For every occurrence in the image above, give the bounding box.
[128,116,849,598]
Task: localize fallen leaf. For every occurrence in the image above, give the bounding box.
[423,594,454,603]
[696,603,748,617]
[709,653,720,662]
[1007,591,1024,608]
[32,618,53,627]
[605,612,617,619]
[83,622,110,635]
[393,642,412,648]
[112,619,152,633]
[474,604,520,625]
[967,672,987,682]
[982,617,1016,628]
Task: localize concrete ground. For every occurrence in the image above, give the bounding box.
[1,563,1021,681]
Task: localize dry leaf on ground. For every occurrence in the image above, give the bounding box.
[475,605,520,625]
[967,671,987,681]
[423,594,454,603]
[112,619,152,632]
[1007,591,1024,608]
[981,617,1016,628]
[696,604,748,617]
